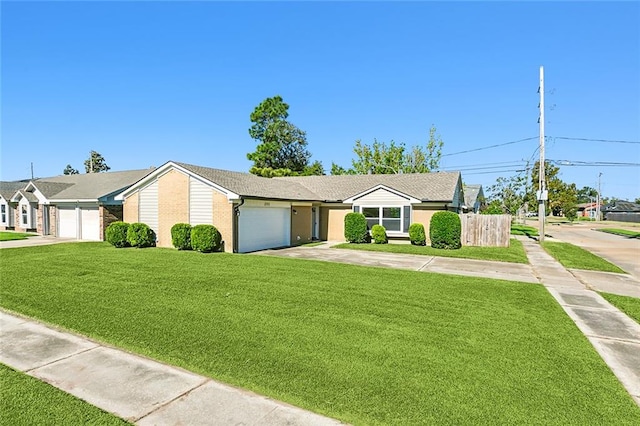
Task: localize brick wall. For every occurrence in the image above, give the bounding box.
[157,170,189,247]
[123,192,139,224]
[213,191,233,253]
[100,205,123,240]
[48,206,57,237]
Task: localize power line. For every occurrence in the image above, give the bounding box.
[552,136,640,144]
[441,137,538,157]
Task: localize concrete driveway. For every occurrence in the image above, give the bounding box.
[545,222,640,280]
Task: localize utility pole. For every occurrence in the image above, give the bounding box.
[30,162,34,180]
[537,66,547,242]
[596,172,602,221]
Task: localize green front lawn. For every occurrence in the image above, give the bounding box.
[600,293,640,324]
[597,228,640,239]
[0,364,129,425]
[0,232,36,241]
[333,238,528,264]
[1,243,638,424]
[541,241,626,273]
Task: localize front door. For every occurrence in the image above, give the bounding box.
[311,207,319,240]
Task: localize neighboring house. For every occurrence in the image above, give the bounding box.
[0,181,29,230]
[576,202,602,218]
[602,201,640,223]
[116,161,464,253]
[8,169,153,240]
[462,184,484,213]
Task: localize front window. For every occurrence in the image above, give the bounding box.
[21,205,28,226]
[1,204,5,223]
[361,206,403,232]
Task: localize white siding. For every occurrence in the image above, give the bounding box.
[139,180,159,236]
[189,178,213,225]
[354,188,409,206]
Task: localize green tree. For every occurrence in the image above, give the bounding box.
[247,96,319,177]
[528,161,577,216]
[336,125,444,175]
[63,164,79,175]
[84,151,110,173]
[481,199,505,215]
[487,173,527,215]
[577,186,598,203]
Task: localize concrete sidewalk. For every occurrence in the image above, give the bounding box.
[0,236,77,249]
[0,311,343,425]
[520,237,640,405]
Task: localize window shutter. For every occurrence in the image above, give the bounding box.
[353,205,360,213]
[403,206,411,232]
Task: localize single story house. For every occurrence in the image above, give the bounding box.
[602,201,640,223]
[576,202,602,219]
[0,181,29,230]
[462,184,484,213]
[116,161,464,253]
[6,169,152,239]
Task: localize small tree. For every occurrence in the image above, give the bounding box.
[430,211,461,250]
[84,151,111,173]
[63,164,79,175]
[344,213,368,243]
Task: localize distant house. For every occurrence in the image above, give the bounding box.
[462,184,484,213]
[602,201,640,223]
[116,161,465,252]
[576,202,602,219]
[6,169,152,239]
[0,181,28,230]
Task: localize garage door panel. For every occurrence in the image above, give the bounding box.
[81,207,100,241]
[58,207,77,238]
[239,207,290,253]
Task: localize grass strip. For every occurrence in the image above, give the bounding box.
[510,224,539,237]
[0,364,129,425]
[0,232,37,241]
[1,243,638,424]
[600,293,640,324]
[597,228,640,239]
[541,241,626,273]
[334,238,528,264]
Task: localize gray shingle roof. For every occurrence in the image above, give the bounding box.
[0,181,28,200]
[13,190,38,203]
[34,169,154,200]
[175,162,320,201]
[277,172,461,202]
[463,184,483,207]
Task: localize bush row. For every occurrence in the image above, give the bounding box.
[105,222,155,248]
[171,223,222,253]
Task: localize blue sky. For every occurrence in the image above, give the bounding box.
[2,1,639,200]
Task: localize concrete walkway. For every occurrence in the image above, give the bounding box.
[519,237,640,405]
[0,311,342,425]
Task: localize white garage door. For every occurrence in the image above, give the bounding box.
[238,206,290,253]
[58,207,78,238]
[81,207,100,241]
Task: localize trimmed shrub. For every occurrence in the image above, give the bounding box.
[409,223,426,246]
[430,211,461,250]
[344,212,368,243]
[190,224,222,253]
[126,223,156,248]
[171,223,192,250]
[105,221,129,248]
[371,225,388,244]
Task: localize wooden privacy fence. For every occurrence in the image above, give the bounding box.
[460,214,511,247]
